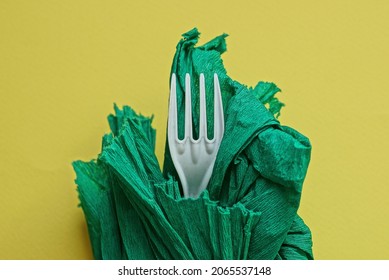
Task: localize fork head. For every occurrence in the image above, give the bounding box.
[168,73,224,198]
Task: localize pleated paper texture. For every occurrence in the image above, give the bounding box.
[73,28,313,260]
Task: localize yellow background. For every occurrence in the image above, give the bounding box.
[1,0,388,260]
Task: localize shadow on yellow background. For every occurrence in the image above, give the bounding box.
[1,0,388,259]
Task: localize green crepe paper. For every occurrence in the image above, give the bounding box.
[73,28,313,260]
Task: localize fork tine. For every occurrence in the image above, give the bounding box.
[184,73,193,139]
[168,73,178,140]
[213,73,224,138]
[199,73,207,139]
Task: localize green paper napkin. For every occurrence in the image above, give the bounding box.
[73,28,313,260]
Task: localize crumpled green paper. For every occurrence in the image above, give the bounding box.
[73,28,313,260]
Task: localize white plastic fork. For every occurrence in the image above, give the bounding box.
[168,73,224,198]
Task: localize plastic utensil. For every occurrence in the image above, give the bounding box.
[168,73,225,198]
